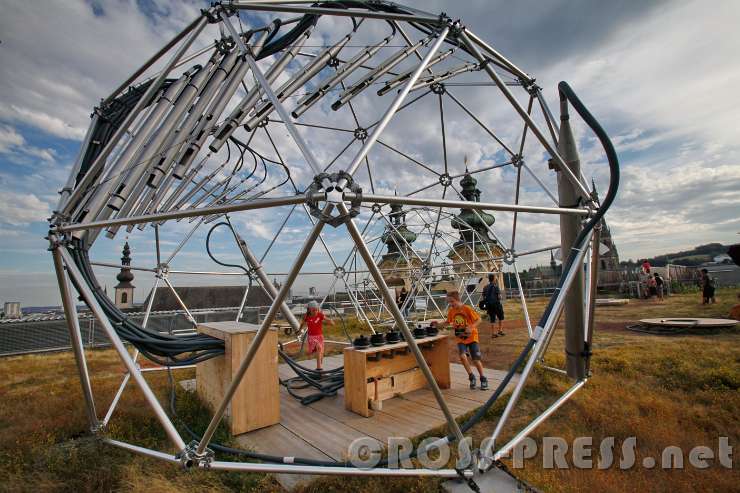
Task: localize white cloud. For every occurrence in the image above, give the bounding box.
[0,124,56,163]
[0,191,51,225]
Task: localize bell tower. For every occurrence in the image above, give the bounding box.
[448,170,505,293]
[114,242,135,309]
[378,202,421,290]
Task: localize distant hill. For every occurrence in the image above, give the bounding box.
[622,243,730,267]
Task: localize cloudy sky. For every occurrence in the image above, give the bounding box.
[1,0,739,307]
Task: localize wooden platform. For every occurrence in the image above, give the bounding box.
[231,353,519,490]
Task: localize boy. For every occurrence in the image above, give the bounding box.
[298,301,334,370]
[443,291,488,390]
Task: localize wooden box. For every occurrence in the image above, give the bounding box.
[196,321,279,435]
[343,334,450,417]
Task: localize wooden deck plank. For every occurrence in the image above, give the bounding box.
[277,386,383,461]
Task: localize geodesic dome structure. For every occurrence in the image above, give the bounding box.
[48,0,618,482]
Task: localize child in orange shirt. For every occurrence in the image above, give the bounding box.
[442,291,488,390]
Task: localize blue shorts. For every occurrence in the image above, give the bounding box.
[457,341,482,361]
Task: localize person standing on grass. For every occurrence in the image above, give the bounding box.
[647,274,658,301]
[700,268,716,304]
[442,291,488,390]
[298,300,334,370]
[482,273,505,337]
[654,272,665,301]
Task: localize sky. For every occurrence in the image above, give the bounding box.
[0,0,739,307]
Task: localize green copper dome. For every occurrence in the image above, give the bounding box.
[451,171,496,246]
[382,203,417,259]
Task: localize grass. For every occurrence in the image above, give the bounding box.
[0,289,738,492]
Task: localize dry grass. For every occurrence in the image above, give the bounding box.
[0,289,738,492]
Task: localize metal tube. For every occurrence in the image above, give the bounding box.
[103,438,181,464]
[483,231,593,457]
[63,14,209,217]
[345,25,450,177]
[207,459,471,478]
[209,26,312,152]
[102,14,208,107]
[584,226,601,375]
[222,15,323,176]
[458,30,593,200]
[162,276,197,324]
[245,31,355,130]
[444,90,516,157]
[347,192,588,216]
[292,34,394,118]
[464,28,533,85]
[491,379,586,462]
[52,248,99,430]
[173,53,248,180]
[332,35,431,110]
[512,261,533,337]
[378,49,453,95]
[59,247,186,450]
[556,96,587,380]
[341,203,465,444]
[104,277,160,426]
[195,209,329,455]
[56,113,99,212]
[57,194,307,233]
[230,2,443,25]
[229,223,301,331]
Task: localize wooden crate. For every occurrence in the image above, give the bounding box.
[196,321,280,435]
[344,334,450,417]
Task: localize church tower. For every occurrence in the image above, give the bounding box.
[447,170,505,293]
[114,242,135,309]
[378,203,421,290]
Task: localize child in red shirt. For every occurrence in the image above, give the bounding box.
[298,300,334,370]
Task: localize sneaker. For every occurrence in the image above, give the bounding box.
[498,331,505,337]
[468,373,477,389]
[480,376,489,390]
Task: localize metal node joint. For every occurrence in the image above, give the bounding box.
[430,82,445,95]
[179,440,214,469]
[333,266,346,279]
[307,172,362,227]
[511,154,523,169]
[438,173,452,187]
[354,127,368,140]
[503,249,515,265]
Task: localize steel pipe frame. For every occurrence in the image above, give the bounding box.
[57,247,186,451]
[348,192,589,217]
[56,194,307,233]
[480,229,594,463]
[103,277,160,426]
[229,2,445,26]
[53,248,99,430]
[206,459,472,478]
[344,25,450,178]
[57,4,600,475]
[340,202,465,444]
[375,209,445,317]
[195,206,331,455]
[458,29,593,201]
[61,13,210,218]
[491,379,587,462]
[221,14,324,177]
[226,216,302,331]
